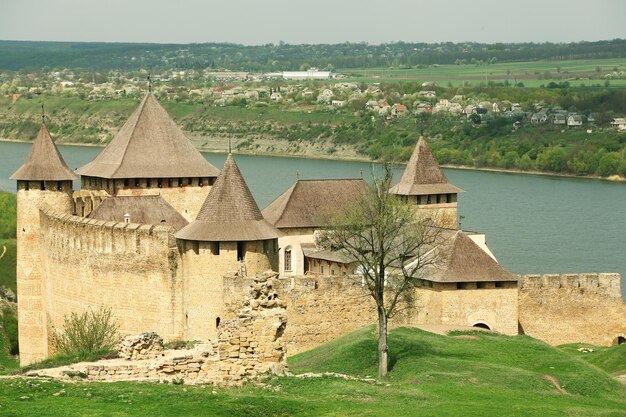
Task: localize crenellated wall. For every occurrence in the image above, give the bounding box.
[519,273,626,346]
[39,208,184,357]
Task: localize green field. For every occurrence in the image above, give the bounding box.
[0,326,624,416]
[343,58,626,86]
[0,192,16,294]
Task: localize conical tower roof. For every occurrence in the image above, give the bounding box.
[176,154,280,241]
[76,93,219,179]
[428,231,517,283]
[10,123,77,181]
[390,137,463,195]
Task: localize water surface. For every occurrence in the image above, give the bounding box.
[2,141,625,297]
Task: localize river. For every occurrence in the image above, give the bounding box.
[1,141,625,297]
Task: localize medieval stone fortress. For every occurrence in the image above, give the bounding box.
[11,92,626,380]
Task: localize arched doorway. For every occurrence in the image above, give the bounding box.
[615,336,625,345]
[472,322,491,331]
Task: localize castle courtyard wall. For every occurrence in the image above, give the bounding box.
[39,209,184,357]
[519,273,626,346]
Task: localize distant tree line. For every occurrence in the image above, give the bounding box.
[0,39,625,71]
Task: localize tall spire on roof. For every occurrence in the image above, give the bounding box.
[10,123,77,181]
[76,92,219,179]
[390,137,463,195]
[176,154,280,241]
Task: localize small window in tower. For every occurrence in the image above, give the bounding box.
[191,241,199,255]
[146,178,152,188]
[320,264,325,274]
[135,178,140,187]
[209,178,215,186]
[237,241,245,261]
[40,181,45,191]
[199,178,204,187]
[188,178,193,186]
[178,178,183,187]
[123,178,129,188]
[284,248,292,272]
[157,179,163,188]
[168,178,173,188]
[426,195,432,204]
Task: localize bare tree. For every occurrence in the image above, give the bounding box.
[319,164,443,377]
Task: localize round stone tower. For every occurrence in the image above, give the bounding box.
[10,123,77,365]
[176,153,281,341]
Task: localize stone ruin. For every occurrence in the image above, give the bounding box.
[118,332,164,360]
[217,270,288,381]
[35,271,288,385]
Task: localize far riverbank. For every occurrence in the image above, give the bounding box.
[2,137,625,183]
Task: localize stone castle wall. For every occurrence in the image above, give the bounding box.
[519,273,626,346]
[39,208,185,358]
[224,275,519,355]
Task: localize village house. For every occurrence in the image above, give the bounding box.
[611,118,626,131]
[567,114,583,128]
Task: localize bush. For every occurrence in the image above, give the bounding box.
[53,306,119,355]
[1,307,19,355]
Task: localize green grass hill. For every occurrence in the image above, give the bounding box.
[0,326,624,416]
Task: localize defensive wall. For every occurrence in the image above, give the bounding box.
[224,275,519,355]
[39,208,185,355]
[519,273,626,346]
[25,207,626,365]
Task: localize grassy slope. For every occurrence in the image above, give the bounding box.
[560,343,626,375]
[0,316,19,373]
[0,192,17,294]
[0,327,625,416]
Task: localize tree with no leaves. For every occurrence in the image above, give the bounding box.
[319,164,443,377]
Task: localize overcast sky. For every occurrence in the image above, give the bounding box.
[1,0,624,45]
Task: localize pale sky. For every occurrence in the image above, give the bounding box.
[0,0,624,45]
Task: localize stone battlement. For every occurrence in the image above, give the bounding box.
[40,208,177,256]
[519,273,621,299]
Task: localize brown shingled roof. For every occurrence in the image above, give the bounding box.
[426,230,517,283]
[10,124,77,181]
[390,137,463,195]
[88,195,188,230]
[176,154,280,241]
[76,93,219,179]
[262,179,368,229]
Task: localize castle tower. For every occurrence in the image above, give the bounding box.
[10,123,77,365]
[176,154,281,340]
[390,137,463,229]
[76,92,220,220]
